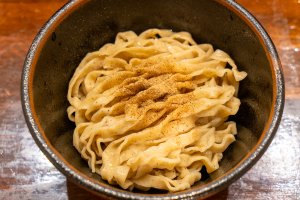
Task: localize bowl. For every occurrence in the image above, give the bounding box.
[21,0,284,199]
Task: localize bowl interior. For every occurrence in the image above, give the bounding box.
[30,0,273,197]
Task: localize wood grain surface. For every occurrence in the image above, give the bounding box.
[0,0,299,199]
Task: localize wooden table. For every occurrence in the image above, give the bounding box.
[0,0,299,199]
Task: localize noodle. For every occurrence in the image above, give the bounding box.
[67,29,247,192]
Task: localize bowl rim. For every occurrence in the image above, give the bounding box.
[21,0,285,199]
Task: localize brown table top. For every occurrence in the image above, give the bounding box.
[0,0,299,199]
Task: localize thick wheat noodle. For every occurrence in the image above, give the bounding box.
[67,29,247,192]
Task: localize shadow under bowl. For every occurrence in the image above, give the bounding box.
[21,0,284,199]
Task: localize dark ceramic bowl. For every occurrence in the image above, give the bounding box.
[21,0,284,199]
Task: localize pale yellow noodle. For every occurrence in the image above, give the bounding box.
[67,29,247,192]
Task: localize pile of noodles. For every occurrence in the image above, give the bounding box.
[67,29,247,192]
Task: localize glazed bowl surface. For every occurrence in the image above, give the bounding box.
[21,0,284,199]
